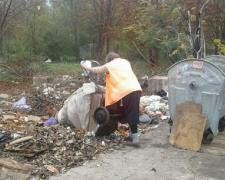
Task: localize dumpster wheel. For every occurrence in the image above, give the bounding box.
[202,129,213,144]
[218,119,225,132]
[168,118,173,133]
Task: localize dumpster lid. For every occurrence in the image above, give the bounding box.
[204,55,225,73]
[166,58,225,77]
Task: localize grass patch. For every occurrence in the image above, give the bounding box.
[42,62,83,76]
[0,73,18,81]
[0,58,170,83]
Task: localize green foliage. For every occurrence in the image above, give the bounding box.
[3,39,27,55]
[1,0,225,75]
[172,7,180,17]
[1,51,45,77]
[130,57,170,78]
[123,0,181,63]
[213,39,225,55]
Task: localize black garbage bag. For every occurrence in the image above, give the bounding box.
[156,90,167,97]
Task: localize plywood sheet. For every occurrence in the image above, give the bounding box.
[174,112,207,152]
[169,102,202,145]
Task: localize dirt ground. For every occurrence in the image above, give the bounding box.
[1,77,225,180]
[0,77,33,95]
[50,122,225,180]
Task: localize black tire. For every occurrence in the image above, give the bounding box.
[202,129,213,144]
[168,118,173,133]
[218,119,225,132]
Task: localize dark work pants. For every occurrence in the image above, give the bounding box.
[122,91,141,134]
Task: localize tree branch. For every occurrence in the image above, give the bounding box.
[132,41,157,67]
[0,0,46,41]
[200,0,211,13]
[0,63,23,77]
[1,0,13,28]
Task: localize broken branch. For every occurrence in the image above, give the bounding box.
[132,41,157,67]
[9,136,33,146]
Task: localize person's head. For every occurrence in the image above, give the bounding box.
[105,52,120,63]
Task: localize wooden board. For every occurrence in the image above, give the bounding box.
[174,112,207,152]
[169,102,202,145]
[88,93,104,132]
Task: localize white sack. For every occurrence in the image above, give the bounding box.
[57,82,104,131]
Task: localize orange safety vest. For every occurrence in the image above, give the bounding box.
[105,58,142,107]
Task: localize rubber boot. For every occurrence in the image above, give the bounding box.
[126,133,141,148]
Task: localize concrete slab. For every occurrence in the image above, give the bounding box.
[147,76,168,95]
[32,76,49,86]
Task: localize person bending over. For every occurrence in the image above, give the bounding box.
[81,52,142,148]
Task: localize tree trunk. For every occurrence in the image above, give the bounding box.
[215,45,219,55]
[0,24,2,54]
[106,0,112,54]
[148,47,156,66]
[96,0,104,57]
[0,35,2,55]
[193,11,202,59]
[106,37,109,54]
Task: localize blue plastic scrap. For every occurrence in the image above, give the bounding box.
[44,117,57,126]
[12,96,32,110]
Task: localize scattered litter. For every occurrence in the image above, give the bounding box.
[12,97,31,111]
[139,114,152,124]
[44,117,57,126]
[102,141,106,146]
[86,131,95,137]
[156,90,167,97]
[0,134,11,150]
[0,94,9,99]
[9,136,33,146]
[45,165,58,173]
[150,125,160,129]
[151,168,156,172]
[139,94,169,127]
[3,115,15,120]
[0,75,169,179]
[122,132,129,137]
[45,59,52,63]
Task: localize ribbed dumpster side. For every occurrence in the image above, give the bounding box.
[167,58,225,135]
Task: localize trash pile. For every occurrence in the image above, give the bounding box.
[0,75,170,180]
[0,123,122,179]
[139,92,169,126]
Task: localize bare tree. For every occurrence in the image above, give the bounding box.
[0,0,13,54]
[0,0,45,54]
[85,0,119,59]
[179,0,211,59]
